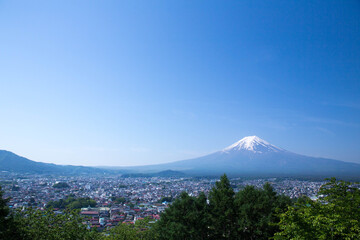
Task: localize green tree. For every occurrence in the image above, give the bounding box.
[134,217,157,240]
[46,196,96,209]
[52,182,70,188]
[106,223,138,240]
[0,185,10,238]
[0,185,22,240]
[235,183,292,240]
[208,174,237,239]
[159,196,173,203]
[155,192,209,240]
[275,178,360,240]
[106,218,155,240]
[14,208,101,240]
[111,197,127,204]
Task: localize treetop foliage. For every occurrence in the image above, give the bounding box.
[155,191,209,240]
[274,178,360,240]
[52,182,70,188]
[208,174,237,239]
[46,196,96,209]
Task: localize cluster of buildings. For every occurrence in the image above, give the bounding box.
[79,205,162,230]
[232,178,325,199]
[1,172,327,230]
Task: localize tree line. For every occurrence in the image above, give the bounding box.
[46,196,96,210]
[1,175,360,239]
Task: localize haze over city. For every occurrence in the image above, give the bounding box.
[0,1,359,166]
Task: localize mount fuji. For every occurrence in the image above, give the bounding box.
[128,136,360,177]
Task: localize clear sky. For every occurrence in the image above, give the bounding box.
[0,1,359,166]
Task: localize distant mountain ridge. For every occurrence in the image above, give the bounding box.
[0,150,113,175]
[120,170,186,178]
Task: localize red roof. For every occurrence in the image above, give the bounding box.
[81,211,99,215]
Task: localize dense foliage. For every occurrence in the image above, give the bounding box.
[208,174,238,239]
[155,192,209,240]
[107,218,156,240]
[158,196,173,203]
[0,186,22,239]
[274,178,360,239]
[235,183,292,240]
[13,208,100,240]
[52,182,70,188]
[0,186,10,237]
[111,196,127,204]
[156,174,292,239]
[46,196,96,209]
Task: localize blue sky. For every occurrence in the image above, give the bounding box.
[0,0,359,166]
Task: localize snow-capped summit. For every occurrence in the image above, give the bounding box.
[222,136,284,153]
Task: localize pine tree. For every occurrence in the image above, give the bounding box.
[235,183,291,240]
[155,191,209,240]
[0,185,10,238]
[208,174,237,239]
[0,185,22,240]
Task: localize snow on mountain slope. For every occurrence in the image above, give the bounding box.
[222,136,284,153]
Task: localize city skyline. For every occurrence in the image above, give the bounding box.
[0,1,359,166]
